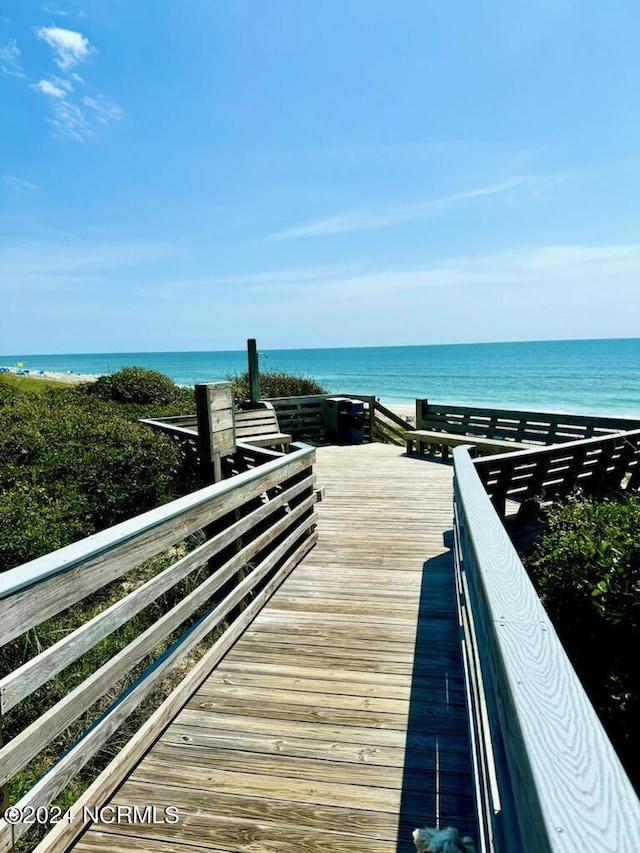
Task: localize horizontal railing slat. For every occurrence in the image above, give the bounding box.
[473,430,640,512]
[417,400,640,450]
[0,493,317,788]
[0,474,315,714]
[0,445,314,645]
[138,417,198,437]
[0,524,317,852]
[26,531,317,853]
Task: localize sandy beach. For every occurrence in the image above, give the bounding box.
[383,402,415,424]
[1,368,99,385]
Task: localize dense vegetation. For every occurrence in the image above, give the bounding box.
[87,365,187,406]
[524,493,640,790]
[0,365,330,573]
[0,367,195,572]
[226,368,327,402]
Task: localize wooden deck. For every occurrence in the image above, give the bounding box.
[71,443,475,853]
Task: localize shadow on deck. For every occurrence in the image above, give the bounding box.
[396,552,476,851]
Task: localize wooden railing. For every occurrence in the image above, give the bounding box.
[0,443,317,853]
[264,395,329,440]
[371,399,412,445]
[265,394,413,445]
[417,399,640,445]
[140,418,293,487]
[265,394,377,442]
[140,414,198,434]
[144,394,413,449]
[452,446,640,852]
[474,429,640,516]
[144,397,373,443]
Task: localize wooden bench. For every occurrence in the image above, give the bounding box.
[404,429,529,459]
[235,403,292,452]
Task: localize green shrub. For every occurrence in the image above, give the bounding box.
[528,494,640,633]
[0,483,91,569]
[0,380,20,405]
[526,493,640,790]
[0,392,182,571]
[87,366,186,405]
[226,369,328,403]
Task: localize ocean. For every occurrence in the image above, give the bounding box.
[2,338,640,418]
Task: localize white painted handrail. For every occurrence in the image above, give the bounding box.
[453,446,640,852]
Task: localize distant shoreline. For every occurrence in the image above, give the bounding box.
[0,366,416,422]
[0,367,99,385]
[3,338,639,419]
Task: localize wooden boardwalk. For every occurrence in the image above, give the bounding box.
[72,443,475,853]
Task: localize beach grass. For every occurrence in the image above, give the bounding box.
[0,373,68,394]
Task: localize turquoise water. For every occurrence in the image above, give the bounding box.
[2,338,640,418]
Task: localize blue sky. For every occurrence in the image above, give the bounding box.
[1,1,640,354]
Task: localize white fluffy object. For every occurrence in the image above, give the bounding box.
[412,826,476,853]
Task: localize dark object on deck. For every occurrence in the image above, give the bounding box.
[324,396,365,444]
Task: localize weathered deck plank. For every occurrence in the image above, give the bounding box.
[71,443,475,853]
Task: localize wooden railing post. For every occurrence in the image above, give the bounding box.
[248,338,260,407]
[368,396,376,442]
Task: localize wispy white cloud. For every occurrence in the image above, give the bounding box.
[223,242,640,304]
[135,262,367,301]
[30,72,122,141]
[35,26,93,70]
[212,262,366,287]
[0,37,24,77]
[41,4,70,15]
[132,242,640,310]
[268,178,531,241]
[31,78,68,98]
[0,239,181,297]
[81,94,124,126]
[48,98,93,140]
[26,26,122,141]
[45,92,123,141]
[1,175,38,194]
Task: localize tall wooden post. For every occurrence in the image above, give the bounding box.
[368,396,376,443]
[195,382,235,484]
[416,398,427,429]
[247,338,260,407]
